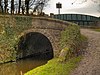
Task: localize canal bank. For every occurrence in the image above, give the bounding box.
[24,25,87,75]
[25,57,82,75]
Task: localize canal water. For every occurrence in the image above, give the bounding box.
[0,57,49,75]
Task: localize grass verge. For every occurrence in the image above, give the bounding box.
[24,56,82,75]
[93,29,100,32]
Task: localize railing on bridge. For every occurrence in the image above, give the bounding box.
[52,14,99,26]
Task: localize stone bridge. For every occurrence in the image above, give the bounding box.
[0,15,71,63]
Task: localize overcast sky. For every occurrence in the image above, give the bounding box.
[44,0,100,17]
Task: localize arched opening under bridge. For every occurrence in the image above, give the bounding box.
[17,32,54,60]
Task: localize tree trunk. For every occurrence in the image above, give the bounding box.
[25,0,30,15]
[11,0,14,14]
[0,0,3,13]
[4,0,8,13]
[22,5,25,15]
[0,0,2,13]
[18,0,21,14]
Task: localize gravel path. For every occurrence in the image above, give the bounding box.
[70,29,100,75]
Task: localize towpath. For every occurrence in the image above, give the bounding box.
[71,29,100,75]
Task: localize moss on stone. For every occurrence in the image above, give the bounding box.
[59,24,87,62]
[58,47,70,62]
[0,16,32,63]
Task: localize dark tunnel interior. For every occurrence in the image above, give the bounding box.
[17,32,54,60]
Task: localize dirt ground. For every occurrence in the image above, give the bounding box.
[70,29,100,75]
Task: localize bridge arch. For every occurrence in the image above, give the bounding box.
[0,16,71,63]
[17,32,54,59]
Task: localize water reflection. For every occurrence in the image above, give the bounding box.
[0,57,48,75]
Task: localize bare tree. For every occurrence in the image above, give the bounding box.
[30,0,49,15]
[0,0,3,13]
[11,0,14,14]
[72,0,100,5]
[18,0,21,14]
[20,0,25,15]
[25,0,30,15]
[72,0,100,12]
[4,0,8,13]
[0,0,50,15]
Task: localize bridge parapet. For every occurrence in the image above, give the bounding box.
[31,17,70,30]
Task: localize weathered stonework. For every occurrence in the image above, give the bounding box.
[0,15,72,63]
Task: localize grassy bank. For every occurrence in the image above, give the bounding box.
[25,56,82,75]
[93,29,100,32]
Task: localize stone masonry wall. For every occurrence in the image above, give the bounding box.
[0,15,71,63]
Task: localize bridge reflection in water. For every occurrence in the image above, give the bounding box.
[0,57,48,75]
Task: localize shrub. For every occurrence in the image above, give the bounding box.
[59,24,84,62]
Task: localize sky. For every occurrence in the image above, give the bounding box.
[44,0,100,17]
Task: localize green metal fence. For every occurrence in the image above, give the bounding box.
[53,14,99,26]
